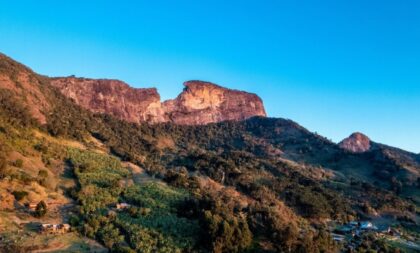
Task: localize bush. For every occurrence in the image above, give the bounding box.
[14,159,23,168]
[12,190,28,201]
[0,155,7,179]
[38,169,48,178]
[34,200,47,217]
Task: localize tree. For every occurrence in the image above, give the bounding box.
[14,159,23,168]
[35,200,47,217]
[0,155,7,179]
[98,224,124,249]
[202,210,252,253]
[12,191,28,201]
[391,177,402,195]
[38,169,48,178]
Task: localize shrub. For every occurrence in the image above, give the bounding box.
[12,190,28,201]
[0,156,7,179]
[34,200,47,217]
[38,169,48,178]
[14,159,23,168]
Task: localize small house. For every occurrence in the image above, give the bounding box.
[40,223,70,234]
[116,203,131,210]
[377,225,391,234]
[360,221,373,230]
[348,221,359,227]
[331,233,346,242]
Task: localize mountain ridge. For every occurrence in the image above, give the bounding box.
[50,77,266,125]
[0,52,419,252]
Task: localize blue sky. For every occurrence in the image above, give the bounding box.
[1,1,419,152]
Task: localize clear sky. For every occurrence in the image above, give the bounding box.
[1,1,419,152]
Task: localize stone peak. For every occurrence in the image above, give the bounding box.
[50,77,266,125]
[349,132,370,140]
[339,132,371,153]
[184,80,222,88]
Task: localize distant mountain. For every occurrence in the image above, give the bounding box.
[338,132,420,193]
[339,132,371,153]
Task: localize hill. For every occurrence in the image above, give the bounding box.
[0,53,418,252]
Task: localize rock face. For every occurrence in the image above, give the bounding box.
[339,132,371,153]
[163,81,266,124]
[50,77,166,124]
[50,78,266,125]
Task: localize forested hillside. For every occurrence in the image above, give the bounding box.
[0,53,418,252]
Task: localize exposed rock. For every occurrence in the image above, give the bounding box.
[50,77,166,124]
[339,132,371,153]
[50,78,266,125]
[163,81,266,125]
[1,53,266,125]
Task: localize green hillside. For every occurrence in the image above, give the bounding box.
[0,53,418,252]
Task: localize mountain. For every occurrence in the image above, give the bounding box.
[0,53,418,252]
[50,77,266,125]
[338,132,420,194]
[339,132,371,153]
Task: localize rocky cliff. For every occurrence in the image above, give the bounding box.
[339,132,371,153]
[50,77,166,124]
[163,81,266,124]
[50,78,266,125]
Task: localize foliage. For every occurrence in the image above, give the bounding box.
[67,148,129,214]
[0,153,7,179]
[13,159,23,168]
[202,210,252,253]
[12,190,28,201]
[35,200,47,217]
[38,169,48,178]
[0,88,38,127]
[120,183,200,251]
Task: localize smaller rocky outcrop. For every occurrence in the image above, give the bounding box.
[339,132,371,153]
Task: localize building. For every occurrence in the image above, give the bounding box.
[331,233,346,242]
[116,203,131,210]
[348,221,359,227]
[360,221,373,230]
[377,225,391,234]
[40,223,71,234]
